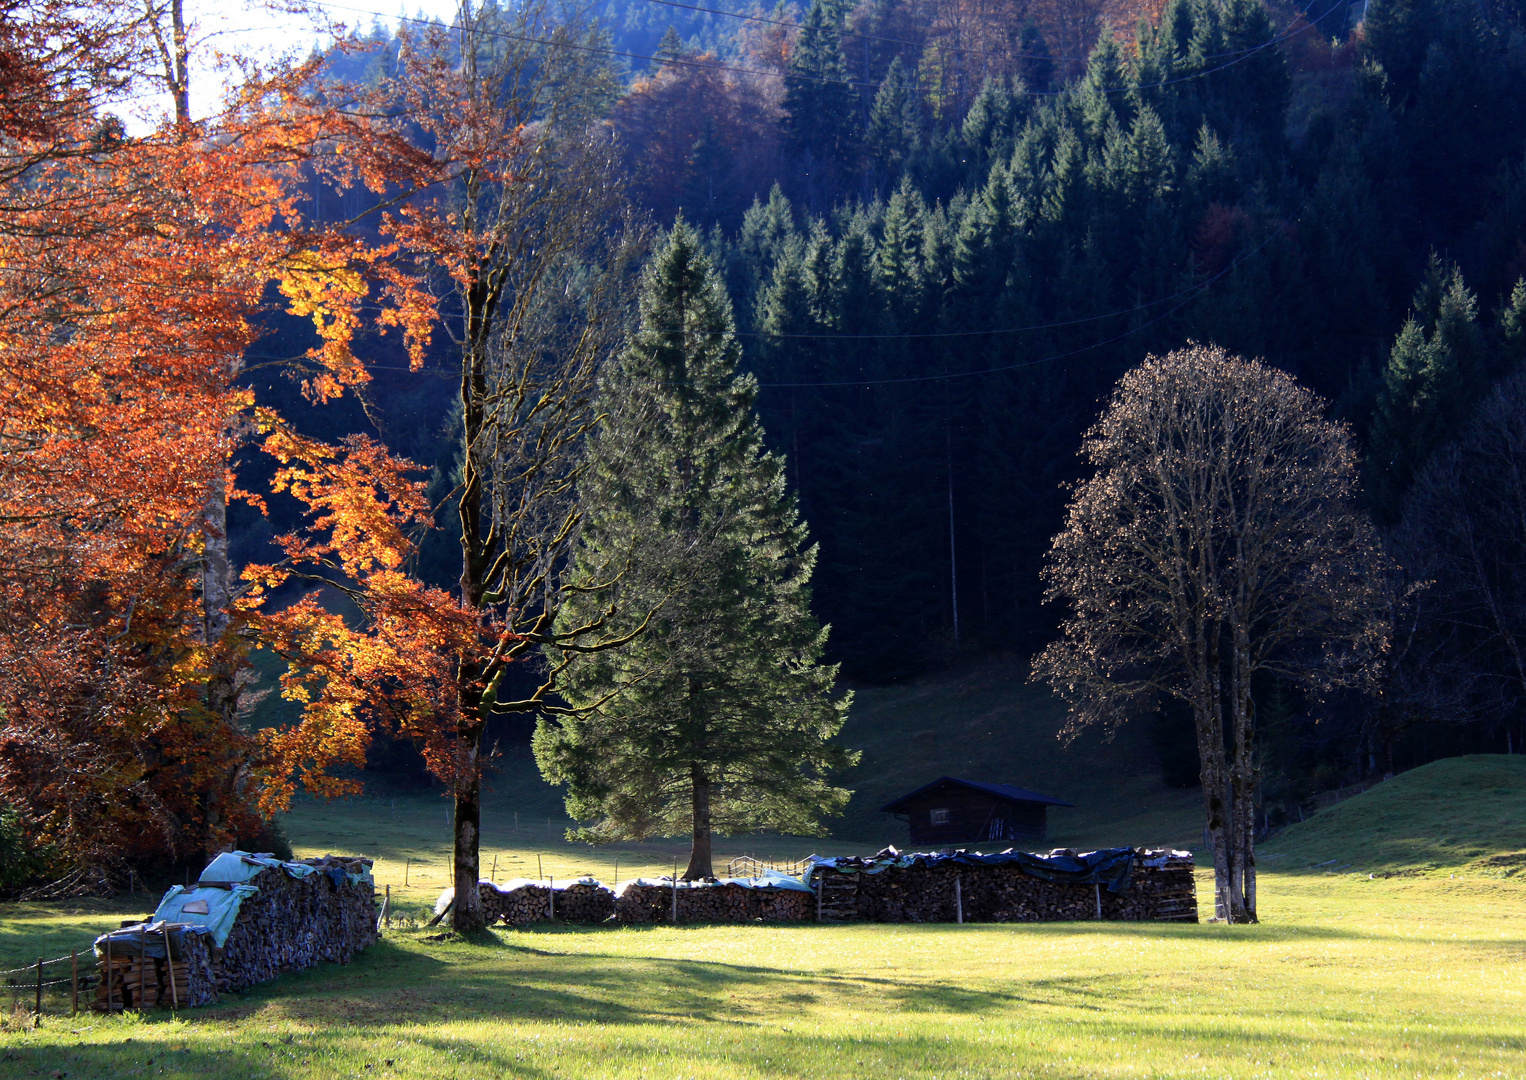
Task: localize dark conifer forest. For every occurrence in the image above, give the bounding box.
[244,0,1526,808]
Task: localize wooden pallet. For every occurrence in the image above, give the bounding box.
[816,875,859,922]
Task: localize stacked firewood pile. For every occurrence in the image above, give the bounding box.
[1118,850,1197,921]
[810,848,1197,924]
[95,927,216,1011]
[614,880,813,924]
[95,853,377,1009]
[556,880,617,923]
[476,879,617,925]
[214,856,377,993]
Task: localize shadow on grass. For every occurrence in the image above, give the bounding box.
[0,897,149,974]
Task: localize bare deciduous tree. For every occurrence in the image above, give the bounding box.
[1033,344,1388,923]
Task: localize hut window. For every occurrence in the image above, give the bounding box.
[929,808,950,826]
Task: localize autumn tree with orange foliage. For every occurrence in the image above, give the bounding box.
[243,3,648,932]
[0,0,436,890]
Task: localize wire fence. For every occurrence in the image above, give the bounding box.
[2,946,105,1023]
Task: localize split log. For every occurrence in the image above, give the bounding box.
[613,881,813,924]
[213,856,377,993]
[93,929,215,1010]
[97,853,377,1008]
[478,879,616,926]
[810,848,1197,924]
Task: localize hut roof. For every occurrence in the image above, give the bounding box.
[880,776,1075,813]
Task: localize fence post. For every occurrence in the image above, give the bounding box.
[671,859,679,924]
[955,875,963,924]
[71,951,78,1017]
[164,928,178,1009]
[548,876,555,921]
[405,859,410,887]
[35,956,42,1022]
[105,938,113,1012]
[382,884,391,929]
[815,877,823,922]
[1094,883,1102,920]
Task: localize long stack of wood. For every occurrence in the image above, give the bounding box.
[476,879,617,925]
[95,927,216,1011]
[214,856,376,993]
[614,880,813,924]
[96,853,377,1008]
[556,880,617,923]
[810,848,1197,924]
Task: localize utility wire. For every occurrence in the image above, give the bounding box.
[310,0,1325,98]
[633,0,1084,64]
[753,198,1307,387]
[633,0,1341,67]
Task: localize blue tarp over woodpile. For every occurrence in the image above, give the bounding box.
[805,846,1139,893]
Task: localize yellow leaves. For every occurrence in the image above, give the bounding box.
[244,425,507,799]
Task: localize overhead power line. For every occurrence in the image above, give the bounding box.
[310,0,1326,98]
[751,198,1308,387]
[632,0,1343,68]
[632,0,1084,64]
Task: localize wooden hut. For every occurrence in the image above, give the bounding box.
[881,777,1074,845]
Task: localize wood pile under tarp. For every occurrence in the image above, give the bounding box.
[804,847,1197,923]
[469,878,617,926]
[94,924,217,1011]
[614,876,815,924]
[209,855,376,993]
[94,851,377,1009]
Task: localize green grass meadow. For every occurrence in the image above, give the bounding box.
[3,755,1525,1078]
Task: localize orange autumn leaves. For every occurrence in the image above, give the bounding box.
[241,420,492,814]
[237,28,588,819]
[0,15,443,862]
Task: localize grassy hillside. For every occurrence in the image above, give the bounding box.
[833,656,1203,849]
[472,652,1205,854]
[255,650,1206,859]
[6,873,1525,1079]
[7,751,1526,1079]
[1261,754,1526,877]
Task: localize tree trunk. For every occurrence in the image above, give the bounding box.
[1193,705,1232,921]
[685,762,713,880]
[452,314,489,933]
[1228,627,1258,923]
[199,475,245,860]
[1191,630,1233,921]
[451,721,486,932]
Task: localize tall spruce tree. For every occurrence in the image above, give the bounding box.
[1369,256,1488,522]
[782,0,858,203]
[534,221,857,879]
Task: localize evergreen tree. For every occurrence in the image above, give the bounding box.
[1368,256,1487,522]
[960,77,1021,183]
[872,177,926,317]
[782,0,859,199]
[866,57,920,185]
[1017,21,1055,94]
[730,184,797,324]
[534,222,856,879]
[653,25,687,68]
[1499,279,1526,363]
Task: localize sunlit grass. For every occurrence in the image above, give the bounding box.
[5,756,1519,1073]
[2,871,1523,1078]
[6,755,1526,1078]
[1260,755,1526,878]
